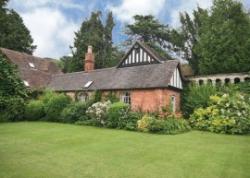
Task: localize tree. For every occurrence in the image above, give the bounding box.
[0,0,36,54]
[126,15,184,60]
[195,0,250,74]
[0,53,27,98]
[67,11,119,72]
[179,7,208,74]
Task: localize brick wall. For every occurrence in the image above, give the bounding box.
[64,88,181,114]
[130,88,181,113]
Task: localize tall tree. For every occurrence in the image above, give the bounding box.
[195,0,250,74]
[68,11,119,72]
[179,7,208,74]
[0,0,36,54]
[126,15,183,59]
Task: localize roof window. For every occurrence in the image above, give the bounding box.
[23,80,29,86]
[29,62,35,68]
[84,81,93,88]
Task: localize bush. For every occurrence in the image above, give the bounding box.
[182,84,217,118]
[137,115,155,132]
[25,100,45,121]
[123,112,142,131]
[43,93,71,122]
[190,92,250,134]
[86,101,111,126]
[106,102,130,128]
[0,96,25,122]
[61,102,88,123]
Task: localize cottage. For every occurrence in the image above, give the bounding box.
[0,48,62,89]
[49,41,184,113]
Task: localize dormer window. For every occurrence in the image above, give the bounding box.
[23,80,29,87]
[29,62,35,68]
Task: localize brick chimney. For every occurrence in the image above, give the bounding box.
[84,45,95,72]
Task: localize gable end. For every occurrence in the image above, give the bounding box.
[118,42,162,68]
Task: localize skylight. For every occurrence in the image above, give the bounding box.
[23,80,29,86]
[29,62,35,68]
[84,81,93,88]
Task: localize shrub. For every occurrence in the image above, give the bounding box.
[0,96,25,122]
[190,92,250,134]
[182,84,217,118]
[124,112,142,131]
[106,102,130,128]
[43,93,71,122]
[25,100,45,121]
[61,102,88,123]
[161,118,191,134]
[86,101,111,126]
[137,115,155,132]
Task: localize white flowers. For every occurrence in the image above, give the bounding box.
[86,100,111,125]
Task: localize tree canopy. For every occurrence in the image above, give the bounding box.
[179,0,250,75]
[0,0,36,54]
[125,15,183,60]
[64,11,122,72]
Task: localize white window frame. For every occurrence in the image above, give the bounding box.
[121,91,131,104]
[170,95,176,113]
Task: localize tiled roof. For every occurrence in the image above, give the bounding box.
[0,48,62,89]
[48,60,180,91]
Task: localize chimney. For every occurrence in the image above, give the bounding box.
[84,45,95,72]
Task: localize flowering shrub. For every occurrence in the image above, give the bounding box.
[190,93,250,134]
[137,115,155,132]
[86,100,111,126]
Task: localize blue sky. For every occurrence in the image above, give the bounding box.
[8,0,250,59]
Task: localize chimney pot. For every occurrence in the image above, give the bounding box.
[87,45,92,53]
[84,45,95,72]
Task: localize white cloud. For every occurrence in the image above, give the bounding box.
[21,8,79,58]
[108,0,166,23]
[169,0,213,27]
[8,0,84,11]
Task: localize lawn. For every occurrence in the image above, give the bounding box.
[0,122,249,178]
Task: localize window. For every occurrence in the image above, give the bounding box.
[84,81,93,88]
[121,92,131,104]
[23,80,29,87]
[77,92,89,102]
[28,62,35,68]
[170,95,176,113]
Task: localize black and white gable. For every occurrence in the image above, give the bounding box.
[118,41,163,67]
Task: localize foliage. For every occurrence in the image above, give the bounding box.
[137,115,155,132]
[126,15,183,59]
[179,7,208,74]
[106,102,130,128]
[195,0,250,74]
[65,11,121,72]
[61,102,88,123]
[86,100,111,126]
[105,92,119,103]
[43,93,71,122]
[0,54,27,98]
[24,100,45,121]
[0,96,25,122]
[190,93,250,134]
[0,54,27,122]
[137,114,190,134]
[0,1,36,54]
[181,84,217,118]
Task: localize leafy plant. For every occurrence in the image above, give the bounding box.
[190,92,250,134]
[86,100,111,126]
[25,100,45,121]
[43,93,71,122]
[182,83,217,118]
[106,102,130,128]
[61,102,88,123]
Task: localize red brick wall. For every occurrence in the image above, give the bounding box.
[130,88,181,113]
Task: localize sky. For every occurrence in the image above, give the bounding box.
[7,0,250,59]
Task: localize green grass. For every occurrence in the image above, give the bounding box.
[0,122,249,178]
